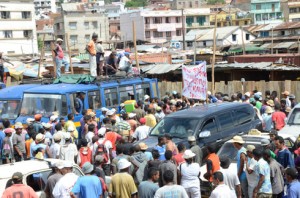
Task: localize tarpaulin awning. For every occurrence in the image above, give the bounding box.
[228,45,266,53]
[53,74,96,84]
[144,64,182,74]
[273,42,296,49]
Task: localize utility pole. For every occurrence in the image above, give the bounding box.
[38,34,45,79]
[194,35,196,64]
[211,14,217,95]
[132,21,139,72]
[31,35,34,58]
[181,9,186,50]
[271,27,274,54]
[241,26,246,55]
[66,33,74,74]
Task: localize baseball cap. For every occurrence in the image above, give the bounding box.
[106,110,114,116]
[26,118,34,124]
[4,128,15,134]
[128,113,136,118]
[188,136,196,142]
[246,145,255,152]
[14,122,23,129]
[98,127,106,136]
[82,162,94,174]
[101,107,109,112]
[55,161,64,169]
[117,158,132,170]
[139,118,146,124]
[42,123,52,129]
[50,115,58,121]
[34,114,42,120]
[144,95,150,100]
[63,161,73,168]
[53,133,61,141]
[67,126,75,132]
[12,172,23,180]
[36,133,45,142]
[64,132,71,140]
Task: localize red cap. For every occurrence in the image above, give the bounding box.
[139,118,146,124]
[4,128,15,134]
[34,114,42,120]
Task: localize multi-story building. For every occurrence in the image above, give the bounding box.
[286,0,300,22]
[250,0,283,25]
[120,9,211,44]
[171,0,204,9]
[0,0,38,55]
[54,3,109,53]
[34,0,57,15]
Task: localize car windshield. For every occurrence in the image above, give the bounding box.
[150,117,199,138]
[287,108,300,125]
[20,94,67,117]
[0,100,20,120]
[218,142,263,162]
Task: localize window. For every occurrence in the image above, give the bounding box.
[92,21,98,29]
[26,170,51,191]
[166,17,171,23]
[281,31,285,36]
[69,22,77,30]
[117,26,120,30]
[195,1,199,7]
[0,100,20,120]
[136,84,150,102]
[3,30,12,38]
[201,118,218,135]
[256,4,261,10]
[0,11,10,19]
[88,90,101,110]
[84,22,89,30]
[197,16,206,26]
[189,1,192,8]
[22,11,31,19]
[246,33,250,40]
[176,17,181,23]
[272,4,275,12]
[218,113,233,131]
[234,108,253,125]
[104,88,118,108]
[166,31,171,37]
[186,17,194,26]
[232,34,237,41]
[85,35,90,43]
[153,31,163,38]
[70,35,78,44]
[153,17,162,24]
[23,30,32,38]
[145,31,150,38]
[145,17,150,24]
[176,30,181,36]
[119,86,134,103]
[183,2,186,7]
[187,41,193,47]
[151,82,158,97]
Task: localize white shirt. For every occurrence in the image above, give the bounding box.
[220,168,240,198]
[50,143,61,158]
[209,184,236,198]
[56,131,66,145]
[92,138,113,163]
[60,143,78,163]
[132,125,150,140]
[246,157,259,187]
[85,131,94,144]
[52,172,78,198]
[119,56,130,70]
[178,162,201,188]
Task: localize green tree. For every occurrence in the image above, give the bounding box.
[125,0,147,7]
[38,37,44,51]
[207,0,225,5]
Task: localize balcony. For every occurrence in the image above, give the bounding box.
[145,23,182,30]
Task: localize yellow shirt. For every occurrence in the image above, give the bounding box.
[88,40,96,56]
[109,172,137,198]
[145,114,157,128]
[64,120,78,139]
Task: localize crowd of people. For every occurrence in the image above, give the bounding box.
[0,89,300,198]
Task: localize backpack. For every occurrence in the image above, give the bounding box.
[79,147,92,168]
[95,140,108,164]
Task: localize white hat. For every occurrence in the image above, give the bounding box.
[36,133,45,142]
[63,161,73,168]
[246,145,255,152]
[128,113,136,118]
[207,91,212,95]
[42,123,52,129]
[56,38,63,42]
[98,127,106,136]
[232,136,245,144]
[67,126,75,132]
[26,118,34,125]
[101,107,109,112]
[188,136,196,142]
[117,158,132,170]
[172,91,177,95]
[144,95,150,100]
[183,150,196,159]
[14,122,23,129]
[53,133,61,141]
[64,132,71,140]
[120,103,125,107]
[111,108,116,113]
[106,110,114,116]
[55,161,64,169]
[245,92,250,97]
[50,115,58,121]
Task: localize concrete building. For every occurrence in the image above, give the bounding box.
[250,0,283,25]
[171,0,204,9]
[283,0,300,22]
[54,3,109,53]
[0,0,38,55]
[36,18,55,50]
[34,0,57,15]
[185,8,211,31]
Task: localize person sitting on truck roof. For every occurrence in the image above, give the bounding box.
[75,92,85,115]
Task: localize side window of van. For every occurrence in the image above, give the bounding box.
[151,82,158,97]
[26,170,51,191]
[235,108,253,125]
[136,84,151,101]
[105,88,118,108]
[72,93,85,114]
[201,118,218,135]
[119,86,134,103]
[61,95,68,116]
[88,90,101,110]
[218,113,233,131]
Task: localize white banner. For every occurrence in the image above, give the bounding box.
[157,24,176,32]
[182,62,207,100]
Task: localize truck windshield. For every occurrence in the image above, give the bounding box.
[0,100,20,120]
[287,108,300,125]
[20,94,67,118]
[150,117,199,138]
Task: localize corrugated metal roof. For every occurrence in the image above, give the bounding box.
[273,42,296,49]
[145,64,182,74]
[136,45,159,51]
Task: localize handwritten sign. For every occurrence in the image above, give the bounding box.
[182,62,207,100]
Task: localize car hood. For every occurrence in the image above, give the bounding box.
[200,163,237,182]
[136,136,185,150]
[279,125,300,138]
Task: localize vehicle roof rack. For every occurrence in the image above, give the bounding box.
[94,73,147,85]
[19,77,54,85]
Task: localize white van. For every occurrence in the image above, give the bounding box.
[279,104,300,138]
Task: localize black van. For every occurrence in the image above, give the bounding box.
[141,102,262,156]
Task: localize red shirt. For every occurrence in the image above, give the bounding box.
[2,184,38,198]
[173,153,185,166]
[272,111,286,130]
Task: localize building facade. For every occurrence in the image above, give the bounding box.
[34,0,57,15]
[0,0,38,55]
[251,0,283,24]
[171,0,204,9]
[54,3,109,53]
[287,0,300,22]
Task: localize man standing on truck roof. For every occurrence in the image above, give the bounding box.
[54,38,70,78]
[86,33,98,77]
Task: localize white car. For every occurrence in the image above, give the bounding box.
[200,133,295,197]
[0,159,84,197]
[279,104,300,138]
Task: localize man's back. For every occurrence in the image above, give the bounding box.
[2,183,38,198]
[276,148,294,168]
[53,172,78,198]
[159,161,177,187]
[220,168,240,196]
[109,172,137,198]
[210,184,236,198]
[190,144,203,165]
[138,180,159,198]
[71,175,102,198]
[154,184,188,198]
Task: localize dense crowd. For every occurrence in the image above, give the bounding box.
[1,90,300,198]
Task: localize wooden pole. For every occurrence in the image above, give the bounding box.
[271,27,274,55]
[241,26,246,55]
[194,35,196,64]
[181,9,186,50]
[132,21,139,71]
[50,41,57,78]
[37,34,46,79]
[211,14,217,95]
[65,33,74,74]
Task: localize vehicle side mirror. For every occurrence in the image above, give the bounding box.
[199,130,211,138]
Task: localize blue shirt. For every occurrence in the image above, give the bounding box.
[154,145,166,161]
[75,98,83,114]
[0,130,5,154]
[237,147,247,181]
[288,180,300,198]
[276,148,295,168]
[71,175,102,198]
[255,158,272,194]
